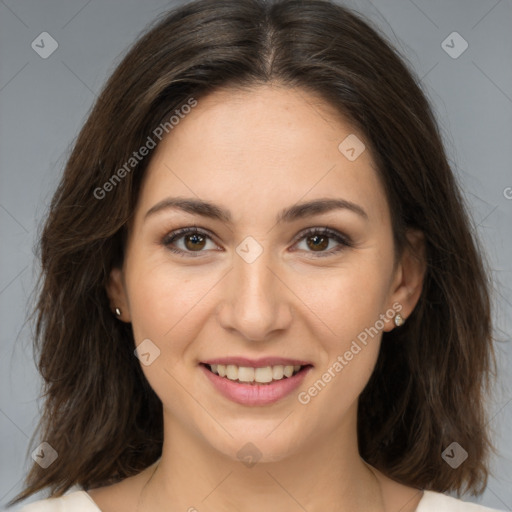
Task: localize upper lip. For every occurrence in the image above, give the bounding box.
[202,357,313,368]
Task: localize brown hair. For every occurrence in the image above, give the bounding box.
[10,0,496,506]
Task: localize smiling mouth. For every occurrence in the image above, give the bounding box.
[201,363,312,385]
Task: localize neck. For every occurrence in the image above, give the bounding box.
[137,409,385,512]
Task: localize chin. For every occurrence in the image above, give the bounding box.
[200,419,308,466]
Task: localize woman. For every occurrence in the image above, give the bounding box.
[9,0,503,510]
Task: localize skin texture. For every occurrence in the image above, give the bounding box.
[98,84,426,512]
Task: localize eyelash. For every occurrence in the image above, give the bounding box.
[161,226,352,258]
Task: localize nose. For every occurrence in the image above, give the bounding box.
[216,248,293,341]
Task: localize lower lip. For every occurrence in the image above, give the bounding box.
[200,364,312,406]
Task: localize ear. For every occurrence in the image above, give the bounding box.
[106,267,131,323]
[383,229,426,332]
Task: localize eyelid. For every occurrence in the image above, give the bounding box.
[289,226,353,258]
[161,226,222,257]
[291,226,352,247]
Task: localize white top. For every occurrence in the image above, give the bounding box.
[16,488,505,511]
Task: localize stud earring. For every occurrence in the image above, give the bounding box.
[115,307,122,317]
[394,313,404,327]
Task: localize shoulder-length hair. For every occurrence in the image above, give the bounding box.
[10,0,495,506]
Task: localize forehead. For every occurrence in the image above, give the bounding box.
[137,85,390,227]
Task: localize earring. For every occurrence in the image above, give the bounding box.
[394,313,404,327]
[115,307,122,317]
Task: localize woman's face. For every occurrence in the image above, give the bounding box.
[108,85,423,462]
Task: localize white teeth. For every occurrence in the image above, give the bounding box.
[283,365,294,378]
[207,363,304,383]
[272,365,284,380]
[238,366,255,382]
[226,364,238,380]
[254,366,273,383]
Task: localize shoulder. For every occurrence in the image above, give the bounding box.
[417,490,505,511]
[16,490,100,512]
[16,461,158,512]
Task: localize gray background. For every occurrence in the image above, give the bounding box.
[1,0,511,509]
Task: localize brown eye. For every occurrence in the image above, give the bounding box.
[184,233,206,251]
[163,227,219,257]
[293,227,352,257]
[306,234,329,251]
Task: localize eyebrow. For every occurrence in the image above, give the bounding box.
[144,196,368,223]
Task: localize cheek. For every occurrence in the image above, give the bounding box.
[293,255,391,343]
[123,259,220,414]
[124,250,233,383]
[291,258,390,411]
[127,262,218,341]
